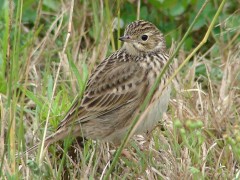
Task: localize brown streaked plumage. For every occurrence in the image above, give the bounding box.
[25,20,172,154]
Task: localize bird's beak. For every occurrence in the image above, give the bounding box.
[119,35,132,42]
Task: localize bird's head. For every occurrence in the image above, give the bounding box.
[119,20,166,56]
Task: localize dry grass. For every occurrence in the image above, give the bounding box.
[0,0,240,179]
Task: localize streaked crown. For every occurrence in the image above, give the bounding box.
[119,20,166,55]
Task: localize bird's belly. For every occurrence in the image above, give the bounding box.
[91,86,171,144]
[135,86,171,134]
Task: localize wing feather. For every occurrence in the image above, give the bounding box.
[57,51,148,130]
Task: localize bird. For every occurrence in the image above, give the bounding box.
[25,20,172,154]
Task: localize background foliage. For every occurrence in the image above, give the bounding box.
[0,0,239,179]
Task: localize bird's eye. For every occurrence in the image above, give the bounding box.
[141,35,148,41]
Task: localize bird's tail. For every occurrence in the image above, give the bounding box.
[17,127,73,157]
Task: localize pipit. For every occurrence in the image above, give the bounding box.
[26,20,172,153]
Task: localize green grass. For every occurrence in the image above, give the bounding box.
[0,0,240,179]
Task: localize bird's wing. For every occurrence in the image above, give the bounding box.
[57,52,149,130]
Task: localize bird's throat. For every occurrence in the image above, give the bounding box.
[123,43,141,56]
